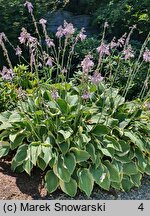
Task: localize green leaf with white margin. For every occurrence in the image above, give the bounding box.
[23,159,33,175]
[78,168,94,197]
[9,112,22,122]
[13,144,28,163]
[42,145,52,166]
[117,140,130,156]
[70,147,90,162]
[59,141,70,155]
[86,143,96,163]
[53,156,71,182]
[103,135,122,151]
[45,170,59,193]
[10,130,27,150]
[91,124,110,136]
[11,144,28,171]
[60,178,77,197]
[121,175,134,191]
[0,141,10,158]
[145,163,150,175]
[124,131,145,151]
[135,148,147,172]
[111,181,122,190]
[0,123,12,131]
[130,173,142,187]
[58,129,73,140]
[89,164,104,184]
[56,98,69,114]
[37,157,47,171]
[123,162,139,175]
[0,111,11,123]
[64,153,76,174]
[66,94,78,106]
[100,147,115,158]
[28,142,42,166]
[103,160,121,182]
[114,154,131,163]
[99,165,111,191]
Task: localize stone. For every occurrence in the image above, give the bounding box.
[46,10,97,36]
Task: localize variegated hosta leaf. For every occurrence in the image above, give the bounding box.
[78,168,94,197]
[45,170,59,193]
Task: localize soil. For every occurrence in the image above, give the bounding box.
[0,158,150,200]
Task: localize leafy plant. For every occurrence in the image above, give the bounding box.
[0,81,149,197]
[0,2,149,197]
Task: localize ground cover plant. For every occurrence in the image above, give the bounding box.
[0,1,150,197]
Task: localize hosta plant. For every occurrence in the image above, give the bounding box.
[0,1,150,197]
[0,81,149,197]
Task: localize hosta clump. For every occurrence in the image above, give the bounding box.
[0,82,149,197]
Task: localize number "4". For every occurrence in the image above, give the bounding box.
[138,203,144,211]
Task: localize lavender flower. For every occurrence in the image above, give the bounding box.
[51,89,59,100]
[17,87,26,100]
[89,71,104,85]
[24,1,33,14]
[63,21,75,37]
[45,37,55,48]
[39,18,47,26]
[82,90,90,100]
[117,33,127,47]
[110,37,117,49]
[18,28,30,44]
[15,46,22,56]
[123,46,134,60]
[81,55,94,74]
[56,25,64,38]
[18,28,37,47]
[143,49,150,62]
[77,28,87,41]
[0,66,14,80]
[97,43,110,57]
[39,18,47,31]
[46,57,53,67]
[56,21,75,38]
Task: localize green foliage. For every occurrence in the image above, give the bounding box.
[0,2,149,197]
[0,64,37,112]
[0,81,149,197]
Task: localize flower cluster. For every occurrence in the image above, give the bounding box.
[0,66,14,80]
[18,28,37,45]
[56,20,75,38]
[77,28,87,41]
[143,49,150,62]
[81,55,94,74]
[89,71,104,85]
[97,43,110,57]
[45,37,55,48]
[123,46,134,60]
[82,90,91,100]
[43,52,53,67]
[24,1,33,14]
[15,46,22,56]
[39,18,47,31]
[51,89,59,100]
